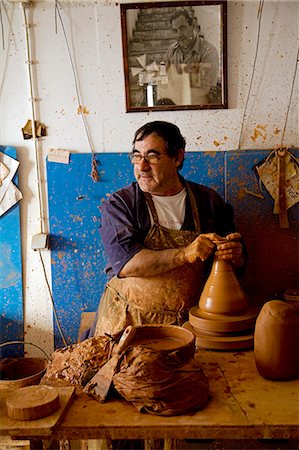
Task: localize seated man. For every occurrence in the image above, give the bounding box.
[166,9,220,105]
[93,121,246,337]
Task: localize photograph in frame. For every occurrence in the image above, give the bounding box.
[120,1,227,112]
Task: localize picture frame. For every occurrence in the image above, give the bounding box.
[120,1,227,112]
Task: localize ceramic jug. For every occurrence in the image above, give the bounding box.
[254,300,299,380]
[198,257,248,315]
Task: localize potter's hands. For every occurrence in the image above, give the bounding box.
[183,233,220,264]
[182,232,244,267]
[214,232,244,268]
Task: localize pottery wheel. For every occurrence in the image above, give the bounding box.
[183,322,254,350]
[189,306,259,333]
[6,385,60,421]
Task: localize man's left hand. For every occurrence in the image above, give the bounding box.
[214,232,244,268]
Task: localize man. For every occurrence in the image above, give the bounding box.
[165,9,219,104]
[93,121,246,337]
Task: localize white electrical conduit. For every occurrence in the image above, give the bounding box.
[20,2,68,347]
[21,1,45,234]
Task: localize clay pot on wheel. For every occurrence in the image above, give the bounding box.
[254,300,299,380]
[198,258,248,315]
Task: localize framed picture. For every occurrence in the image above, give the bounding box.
[120,1,227,112]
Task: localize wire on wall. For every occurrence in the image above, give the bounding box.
[280,43,299,149]
[237,0,264,150]
[0,2,5,50]
[38,249,68,347]
[55,0,99,182]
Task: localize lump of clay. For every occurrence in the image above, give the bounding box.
[40,335,112,391]
[113,346,209,416]
[254,300,299,380]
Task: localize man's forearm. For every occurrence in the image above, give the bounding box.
[118,248,186,278]
[118,233,218,278]
[118,232,246,279]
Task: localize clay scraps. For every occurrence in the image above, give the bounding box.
[40,333,210,416]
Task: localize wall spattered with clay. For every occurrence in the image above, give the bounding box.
[0,0,298,355]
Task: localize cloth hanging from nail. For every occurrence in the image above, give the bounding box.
[255,149,299,228]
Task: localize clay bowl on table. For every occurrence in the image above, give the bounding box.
[129,324,196,361]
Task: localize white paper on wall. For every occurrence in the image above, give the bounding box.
[0,152,23,217]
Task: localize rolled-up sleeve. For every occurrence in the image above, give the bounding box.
[99,189,145,277]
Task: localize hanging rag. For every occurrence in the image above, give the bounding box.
[255,149,299,228]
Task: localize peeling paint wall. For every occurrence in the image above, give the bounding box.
[0,0,298,355]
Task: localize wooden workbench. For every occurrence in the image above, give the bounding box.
[1,350,298,442]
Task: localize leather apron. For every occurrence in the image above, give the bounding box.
[95,182,206,336]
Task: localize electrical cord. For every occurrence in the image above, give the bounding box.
[280,43,299,148]
[237,0,264,150]
[0,1,4,50]
[0,340,51,360]
[54,0,99,181]
[38,250,68,347]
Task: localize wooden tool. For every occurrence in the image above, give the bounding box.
[83,325,135,402]
[6,385,60,421]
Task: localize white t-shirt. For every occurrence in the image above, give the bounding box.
[148,188,187,230]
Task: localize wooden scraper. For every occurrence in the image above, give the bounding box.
[83,325,135,402]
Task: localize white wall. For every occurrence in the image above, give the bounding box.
[0,0,298,355]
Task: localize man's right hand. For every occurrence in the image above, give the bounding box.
[183,233,221,264]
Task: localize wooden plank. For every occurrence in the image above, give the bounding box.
[0,387,75,437]
[208,351,299,428]
[54,351,299,441]
[2,352,298,441]
[0,435,30,449]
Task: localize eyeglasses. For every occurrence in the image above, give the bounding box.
[129,152,166,165]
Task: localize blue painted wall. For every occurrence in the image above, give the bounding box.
[47,150,298,348]
[0,147,23,358]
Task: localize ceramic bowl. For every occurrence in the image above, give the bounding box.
[130,324,196,361]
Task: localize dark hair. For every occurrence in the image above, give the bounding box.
[133,121,186,170]
[170,9,194,26]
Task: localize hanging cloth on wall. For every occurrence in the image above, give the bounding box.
[255,149,299,228]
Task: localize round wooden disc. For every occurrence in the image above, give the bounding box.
[183,322,254,350]
[189,306,259,333]
[6,385,60,421]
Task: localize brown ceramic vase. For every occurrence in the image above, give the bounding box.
[254,300,299,380]
[198,257,248,315]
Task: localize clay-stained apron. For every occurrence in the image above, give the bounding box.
[95,182,206,336]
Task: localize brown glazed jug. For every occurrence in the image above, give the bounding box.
[198,257,248,315]
[254,300,299,380]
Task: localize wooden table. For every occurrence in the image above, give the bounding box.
[1,350,298,444]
